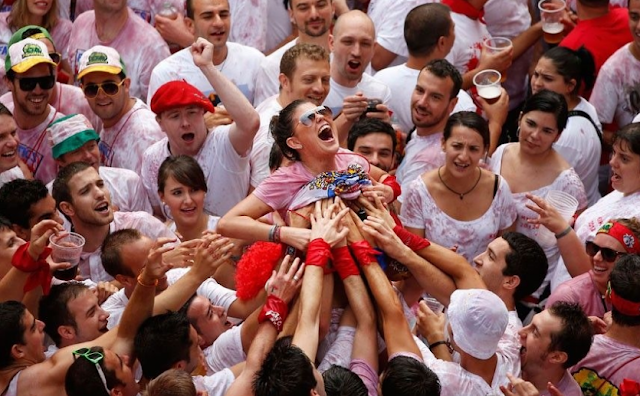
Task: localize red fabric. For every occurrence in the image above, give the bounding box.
[560,8,633,75]
[441,0,484,21]
[349,240,380,266]
[620,379,640,396]
[381,175,401,202]
[597,221,640,254]
[331,246,360,280]
[235,242,282,300]
[150,80,215,115]
[258,295,289,332]
[11,243,53,295]
[306,238,332,268]
[609,287,640,317]
[393,225,431,251]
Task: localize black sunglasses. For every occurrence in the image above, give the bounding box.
[16,75,55,91]
[585,241,626,263]
[82,80,125,99]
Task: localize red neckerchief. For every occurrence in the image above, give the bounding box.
[442,0,485,22]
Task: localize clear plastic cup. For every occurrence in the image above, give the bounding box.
[473,70,502,103]
[483,37,512,82]
[538,0,566,44]
[537,190,579,248]
[49,232,85,280]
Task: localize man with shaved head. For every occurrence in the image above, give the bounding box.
[323,10,392,144]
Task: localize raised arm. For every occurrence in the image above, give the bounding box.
[191,38,260,155]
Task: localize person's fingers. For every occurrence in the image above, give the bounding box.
[547,382,563,396]
[499,385,515,396]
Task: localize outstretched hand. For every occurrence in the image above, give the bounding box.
[140,237,176,284]
[191,37,214,68]
[28,219,64,260]
[309,199,349,247]
[192,234,234,277]
[265,255,304,304]
[361,216,406,259]
[525,193,571,234]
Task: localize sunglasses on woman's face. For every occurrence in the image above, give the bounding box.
[16,75,55,91]
[297,105,333,127]
[585,241,626,263]
[82,80,126,99]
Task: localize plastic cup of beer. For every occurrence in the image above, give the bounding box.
[473,69,502,103]
[49,232,85,281]
[538,0,566,44]
[483,37,512,82]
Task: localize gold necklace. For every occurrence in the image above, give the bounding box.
[437,166,482,200]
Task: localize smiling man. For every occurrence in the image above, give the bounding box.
[78,45,164,174]
[148,0,265,105]
[52,161,177,282]
[4,37,64,183]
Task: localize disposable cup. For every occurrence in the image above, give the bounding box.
[537,190,579,247]
[473,70,502,103]
[538,0,566,44]
[49,232,85,280]
[483,37,512,82]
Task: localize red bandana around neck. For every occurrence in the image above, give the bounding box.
[442,0,485,22]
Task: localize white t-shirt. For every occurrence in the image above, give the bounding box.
[374,64,477,133]
[417,311,522,396]
[67,8,171,101]
[265,0,292,54]
[204,325,245,374]
[77,211,178,282]
[193,370,235,396]
[633,113,640,123]
[228,0,268,52]
[401,174,518,263]
[141,125,250,217]
[490,143,587,296]
[0,166,24,189]
[17,106,65,184]
[553,189,640,289]
[590,44,640,127]
[0,13,73,95]
[323,73,392,115]
[250,95,283,187]
[103,266,237,328]
[445,11,491,75]
[483,0,533,109]
[367,0,432,70]
[553,98,602,206]
[395,131,445,199]
[99,98,165,174]
[147,42,266,105]
[253,39,297,106]
[46,166,152,214]
[167,214,220,237]
[1,83,102,134]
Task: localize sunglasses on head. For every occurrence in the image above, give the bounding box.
[82,80,125,98]
[585,241,626,263]
[72,347,111,394]
[297,105,332,127]
[16,75,55,91]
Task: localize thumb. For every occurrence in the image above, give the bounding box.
[548,383,563,396]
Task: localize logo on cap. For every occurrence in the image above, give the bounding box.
[22,43,43,59]
[87,52,108,65]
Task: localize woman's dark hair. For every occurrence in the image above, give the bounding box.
[613,122,640,156]
[542,46,596,95]
[443,111,490,149]
[270,99,309,162]
[157,155,207,194]
[521,90,569,132]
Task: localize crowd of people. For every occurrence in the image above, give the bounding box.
[1,0,640,395]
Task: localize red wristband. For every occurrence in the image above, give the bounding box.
[331,246,359,280]
[258,295,289,332]
[349,240,380,266]
[382,175,401,202]
[11,242,53,295]
[393,225,431,251]
[306,238,332,268]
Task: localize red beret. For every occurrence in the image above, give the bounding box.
[150,80,215,115]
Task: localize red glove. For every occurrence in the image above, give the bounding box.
[258,295,289,333]
[393,225,431,251]
[11,243,53,295]
[350,240,380,266]
[382,175,401,202]
[305,238,332,268]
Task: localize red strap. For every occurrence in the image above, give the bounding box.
[393,225,431,251]
[349,240,380,266]
[305,238,332,268]
[258,295,289,332]
[331,246,360,280]
[381,175,401,202]
[11,243,53,295]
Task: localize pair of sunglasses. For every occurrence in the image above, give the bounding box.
[297,105,332,127]
[82,80,125,99]
[72,348,111,394]
[16,75,55,91]
[585,241,626,263]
